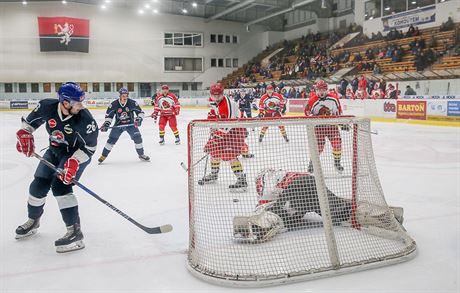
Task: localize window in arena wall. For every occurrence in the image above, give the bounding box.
[116,83,124,91]
[218,58,224,67]
[127,83,135,92]
[184,33,193,46]
[182,83,189,90]
[164,57,203,72]
[408,0,435,10]
[210,34,216,43]
[225,35,230,43]
[365,0,382,20]
[55,83,62,92]
[383,0,406,16]
[211,58,217,67]
[43,83,51,93]
[5,83,13,93]
[92,82,100,92]
[192,34,202,46]
[225,58,232,68]
[174,33,183,46]
[164,33,173,45]
[104,83,111,92]
[31,83,39,93]
[217,34,223,43]
[232,35,238,44]
[191,82,198,90]
[233,58,239,68]
[79,83,88,92]
[19,83,27,93]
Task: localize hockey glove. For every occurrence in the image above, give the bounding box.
[134,117,143,128]
[257,112,265,118]
[58,158,79,185]
[16,129,35,157]
[340,124,350,132]
[151,112,158,123]
[100,121,111,132]
[174,106,180,115]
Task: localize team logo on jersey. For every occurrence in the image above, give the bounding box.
[63,124,73,134]
[120,112,128,120]
[48,119,57,128]
[162,101,171,109]
[267,101,277,109]
[50,130,68,146]
[118,108,122,113]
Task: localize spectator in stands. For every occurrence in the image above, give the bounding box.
[339,78,348,96]
[358,75,368,93]
[404,85,417,95]
[406,25,415,38]
[373,63,382,75]
[351,76,359,93]
[379,79,387,95]
[386,84,398,99]
[440,17,455,32]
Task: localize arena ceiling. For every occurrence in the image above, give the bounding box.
[3,0,334,31]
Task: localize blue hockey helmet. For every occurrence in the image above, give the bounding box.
[58,82,85,103]
[118,87,129,96]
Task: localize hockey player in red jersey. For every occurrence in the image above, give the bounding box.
[198,83,248,192]
[151,84,181,145]
[305,80,347,173]
[258,85,289,143]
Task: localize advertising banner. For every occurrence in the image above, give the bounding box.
[397,100,426,120]
[10,101,29,109]
[288,99,308,113]
[382,5,435,32]
[402,95,459,99]
[447,101,460,118]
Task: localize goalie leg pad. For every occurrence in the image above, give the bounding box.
[233,204,284,243]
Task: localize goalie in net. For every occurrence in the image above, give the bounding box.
[234,168,404,242]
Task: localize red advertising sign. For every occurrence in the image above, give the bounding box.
[288,99,308,113]
[397,100,426,120]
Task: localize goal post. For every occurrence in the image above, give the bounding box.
[187,116,417,287]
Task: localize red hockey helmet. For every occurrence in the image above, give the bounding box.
[161,84,169,90]
[266,85,274,91]
[210,83,224,95]
[315,80,328,98]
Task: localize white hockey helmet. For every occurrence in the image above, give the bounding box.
[255,168,286,201]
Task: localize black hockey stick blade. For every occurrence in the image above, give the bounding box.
[143,224,173,234]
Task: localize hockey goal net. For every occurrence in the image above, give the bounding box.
[187,116,416,287]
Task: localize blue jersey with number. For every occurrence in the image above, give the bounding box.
[22,98,98,163]
[104,98,144,126]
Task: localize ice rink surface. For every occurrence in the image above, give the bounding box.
[1,108,459,293]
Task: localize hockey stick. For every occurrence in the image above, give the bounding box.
[33,153,173,235]
[359,129,378,135]
[180,154,209,172]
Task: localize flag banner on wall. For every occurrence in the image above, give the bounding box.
[37,17,89,52]
[382,5,435,32]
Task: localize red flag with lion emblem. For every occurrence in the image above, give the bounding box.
[37,17,89,52]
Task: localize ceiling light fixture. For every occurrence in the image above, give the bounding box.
[153,9,159,14]
[182,8,188,14]
[101,4,107,9]
[62,0,67,4]
[192,2,198,8]
[138,9,145,14]
[22,1,27,5]
[145,4,151,9]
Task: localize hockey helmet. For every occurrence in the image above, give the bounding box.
[118,87,129,96]
[58,82,85,104]
[255,168,286,200]
[315,80,328,98]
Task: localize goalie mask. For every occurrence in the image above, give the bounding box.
[255,169,286,203]
[315,80,328,99]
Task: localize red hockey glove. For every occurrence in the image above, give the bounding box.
[175,107,180,115]
[257,111,265,118]
[58,158,79,185]
[16,129,35,157]
[151,112,158,123]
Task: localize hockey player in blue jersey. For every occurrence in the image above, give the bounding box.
[98,88,150,163]
[15,82,98,253]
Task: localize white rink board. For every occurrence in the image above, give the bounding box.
[0,108,459,292]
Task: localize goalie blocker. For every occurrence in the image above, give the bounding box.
[233,169,404,243]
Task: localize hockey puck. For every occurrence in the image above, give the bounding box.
[233,198,239,203]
